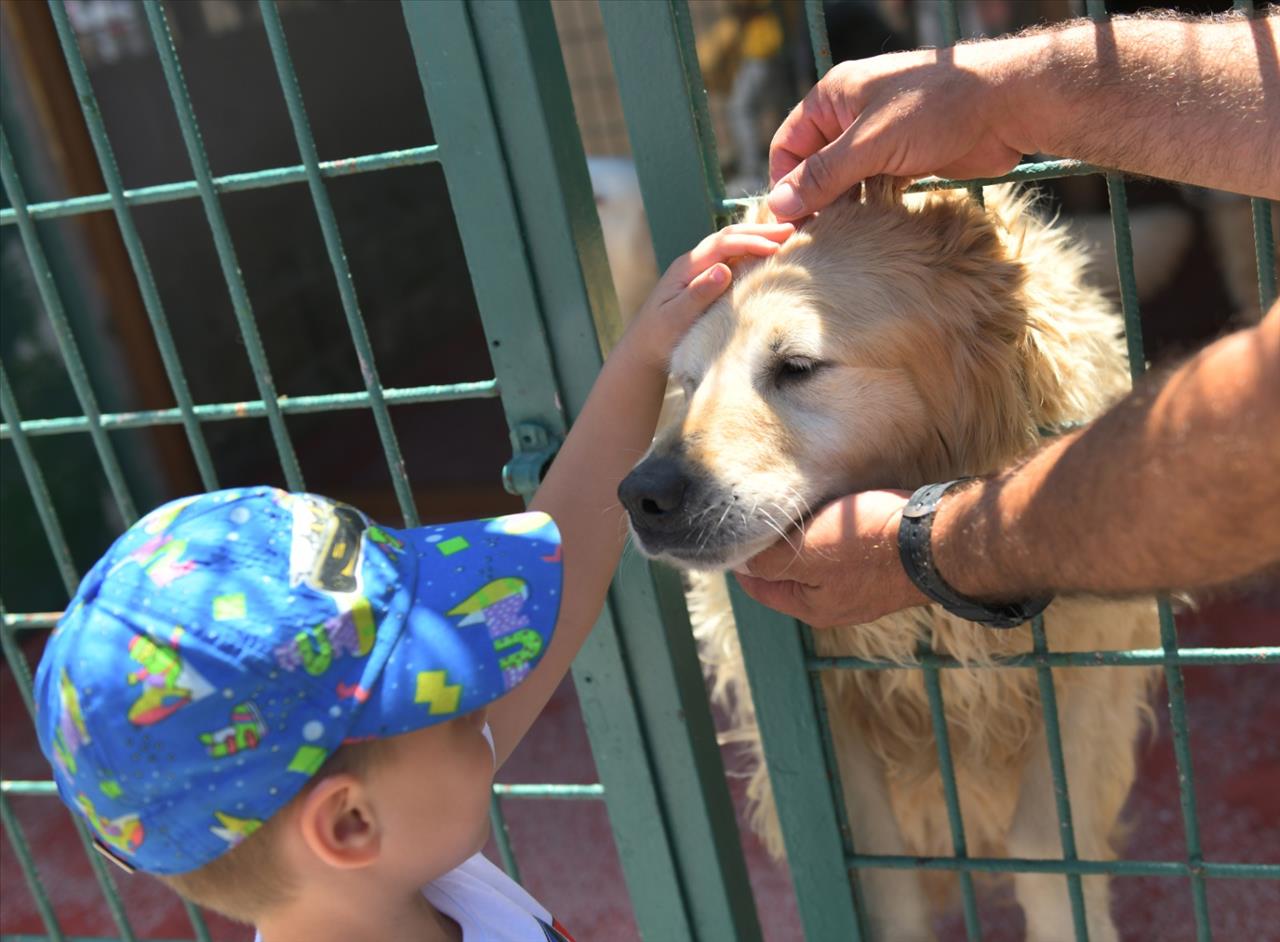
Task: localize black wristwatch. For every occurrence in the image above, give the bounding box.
[897,479,1052,629]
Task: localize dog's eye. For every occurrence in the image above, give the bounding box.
[775,357,821,384]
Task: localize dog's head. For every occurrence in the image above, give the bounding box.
[619,181,1127,570]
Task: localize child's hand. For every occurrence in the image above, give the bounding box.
[624,222,795,370]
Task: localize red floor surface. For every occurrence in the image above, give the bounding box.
[3,594,1276,941]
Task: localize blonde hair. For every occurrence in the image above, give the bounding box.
[158,738,394,923]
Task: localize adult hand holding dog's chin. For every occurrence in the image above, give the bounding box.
[735,489,930,629]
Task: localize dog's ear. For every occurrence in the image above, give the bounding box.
[862,175,908,207]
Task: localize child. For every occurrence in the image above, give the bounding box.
[33,221,792,942]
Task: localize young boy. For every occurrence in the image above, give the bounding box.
[33,221,792,942]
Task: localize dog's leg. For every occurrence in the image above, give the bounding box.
[827,694,936,942]
[1008,677,1128,942]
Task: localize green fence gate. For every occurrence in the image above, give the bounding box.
[2,1,1278,941]
[1,1,758,940]
[601,1,1278,941]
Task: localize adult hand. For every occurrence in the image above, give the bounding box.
[734,489,930,628]
[766,42,1033,220]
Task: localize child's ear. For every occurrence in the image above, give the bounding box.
[295,774,381,870]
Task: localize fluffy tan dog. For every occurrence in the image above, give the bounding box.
[618,182,1160,941]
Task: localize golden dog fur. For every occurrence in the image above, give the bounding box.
[630,182,1161,940]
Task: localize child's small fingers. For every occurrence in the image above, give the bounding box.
[688,225,792,269]
[667,263,731,317]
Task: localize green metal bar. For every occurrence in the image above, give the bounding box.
[810,646,1280,670]
[721,159,1101,211]
[177,900,212,942]
[493,783,605,798]
[4,612,61,630]
[848,853,1280,879]
[1029,616,1090,941]
[1086,5,1211,936]
[141,0,303,491]
[798,623,872,931]
[258,0,417,526]
[803,0,833,76]
[403,4,705,938]
[0,146,440,227]
[1,380,498,439]
[2,779,605,798]
[472,3,761,937]
[0,367,79,594]
[46,0,218,491]
[0,599,67,942]
[725,582,867,941]
[487,796,521,883]
[669,0,726,216]
[920,645,983,940]
[0,127,137,524]
[601,0,727,253]
[0,791,65,942]
[1251,198,1276,310]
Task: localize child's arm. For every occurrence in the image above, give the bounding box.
[488,222,793,764]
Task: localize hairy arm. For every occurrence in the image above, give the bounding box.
[738,302,1280,625]
[935,301,1280,600]
[767,12,1280,218]
[487,223,792,764]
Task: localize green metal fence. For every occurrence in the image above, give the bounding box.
[0,2,759,940]
[2,1,1278,941]
[604,1,1278,940]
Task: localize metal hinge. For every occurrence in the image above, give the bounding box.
[501,422,562,496]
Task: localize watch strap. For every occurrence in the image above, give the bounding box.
[897,479,1052,629]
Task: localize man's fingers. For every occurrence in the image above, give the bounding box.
[734,573,812,623]
[767,121,882,220]
[768,82,853,186]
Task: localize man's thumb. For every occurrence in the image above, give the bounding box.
[767,128,870,220]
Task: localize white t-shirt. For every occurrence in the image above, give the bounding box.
[425,851,573,941]
[253,728,575,941]
[252,854,572,941]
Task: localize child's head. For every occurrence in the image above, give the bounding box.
[34,487,561,921]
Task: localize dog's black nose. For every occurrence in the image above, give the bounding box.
[618,457,689,521]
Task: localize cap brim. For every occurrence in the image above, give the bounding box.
[347,511,562,739]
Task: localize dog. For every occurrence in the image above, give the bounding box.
[619,181,1160,941]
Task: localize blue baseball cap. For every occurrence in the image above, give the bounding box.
[32,487,562,875]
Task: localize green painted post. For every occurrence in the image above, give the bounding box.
[603,2,865,938]
[402,3,761,938]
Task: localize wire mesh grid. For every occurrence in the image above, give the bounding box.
[721,2,1279,940]
[0,1,608,938]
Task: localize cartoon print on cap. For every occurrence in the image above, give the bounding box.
[273,597,376,675]
[126,628,214,726]
[52,669,89,776]
[77,794,144,854]
[448,578,543,690]
[210,811,262,848]
[200,702,267,758]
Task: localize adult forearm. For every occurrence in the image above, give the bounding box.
[991,14,1280,198]
[934,303,1280,599]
